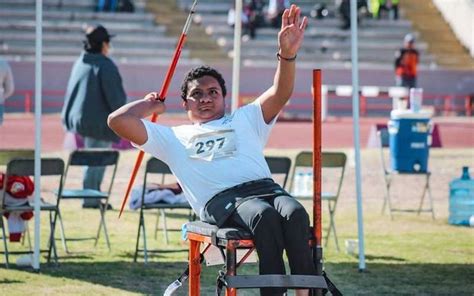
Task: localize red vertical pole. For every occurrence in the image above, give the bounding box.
[360,95,367,117]
[465,95,471,117]
[443,95,451,116]
[189,239,201,296]
[313,69,323,292]
[313,69,322,247]
[25,91,32,113]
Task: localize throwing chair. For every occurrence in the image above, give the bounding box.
[184,156,329,295]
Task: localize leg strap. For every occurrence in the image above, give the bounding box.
[322,271,343,296]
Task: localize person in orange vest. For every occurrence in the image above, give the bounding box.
[394,33,419,89]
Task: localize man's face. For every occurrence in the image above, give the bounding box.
[183,75,225,124]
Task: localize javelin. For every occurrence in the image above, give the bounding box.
[118,0,198,218]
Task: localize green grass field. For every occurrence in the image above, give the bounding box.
[1,149,473,295]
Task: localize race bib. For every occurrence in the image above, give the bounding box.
[186,129,236,161]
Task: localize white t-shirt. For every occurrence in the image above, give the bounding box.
[134,98,276,219]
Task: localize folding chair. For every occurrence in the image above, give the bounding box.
[134,157,192,263]
[58,149,119,251]
[0,158,65,268]
[184,155,329,295]
[378,129,435,220]
[0,150,35,243]
[290,151,346,252]
[264,156,292,190]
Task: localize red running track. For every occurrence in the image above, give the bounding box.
[0,114,473,151]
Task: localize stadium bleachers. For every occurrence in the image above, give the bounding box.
[1,0,469,70]
[0,0,201,65]
[0,0,445,69]
[178,0,437,70]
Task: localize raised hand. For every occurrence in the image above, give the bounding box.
[278,4,308,59]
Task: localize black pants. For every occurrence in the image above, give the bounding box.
[224,194,316,296]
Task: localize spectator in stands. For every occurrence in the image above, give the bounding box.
[369,0,378,18]
[245,0,265,39]
[227,3,250,39]
[118,0,134,13]
[371,0,398,20]
[376,0,390,19]
[61,24,126,209]
[228,1,263,40]
[0,57,15,126]
[267,0,290,29]
[339,0,351,29]
[339,0,368,30]
[96,0,118,12]
[108,5,312,296]
[391,0,399,20]
[310,3,329,20]
[394,33,419,89]
[249,0,265,27]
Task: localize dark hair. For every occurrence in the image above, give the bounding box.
[83,40,104,53]
[180,66,227,101]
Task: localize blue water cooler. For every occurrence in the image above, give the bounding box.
[449,167,474,226]
[388,110,432,173]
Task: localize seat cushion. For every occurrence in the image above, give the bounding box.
[186,221,252,240]
[60,189,108,199]
[143,202,191,210]
[3,200,57,212]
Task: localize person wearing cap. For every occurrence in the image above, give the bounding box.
[394,33,419,89]
[0,56,15,126]
[61,24,126,209]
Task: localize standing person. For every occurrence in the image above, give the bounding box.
[109,5,311,296]
[391,0,399,20]
[0,57,15,126]
[227,2,250,39]
[246,0,265,39]
[267,0,290,28]
[377,0,390,19]
[394,33,419,89]
[62,24,126,209]
[339,0,351,30]
[339,0,367,30]
[96,0,118,12]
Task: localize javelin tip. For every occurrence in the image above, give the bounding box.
[190,0,198,13]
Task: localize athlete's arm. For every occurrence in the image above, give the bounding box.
[108,92,165,145]
[258,4,307,124]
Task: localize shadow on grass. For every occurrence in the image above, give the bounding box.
[0,279,24,284]
[326,262,473,295]
[359,254,406,262]
[57,254,95,260]
[117,249,188,260]
[9,261,471,295]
